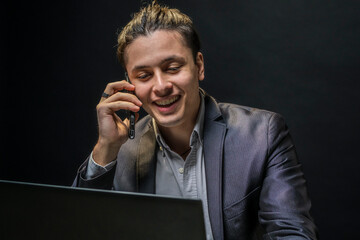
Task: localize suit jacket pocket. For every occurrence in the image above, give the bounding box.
[223,187,262,239]
[223,186,261,221]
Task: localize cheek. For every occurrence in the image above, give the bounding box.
[134,83,149,101]
[182,75,200,93]
[134,83,153,113]
[174,71,197,89]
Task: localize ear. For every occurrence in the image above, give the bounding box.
[195,52,205,81]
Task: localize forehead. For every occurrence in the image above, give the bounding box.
[124,30,192,71]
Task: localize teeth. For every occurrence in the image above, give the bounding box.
[156,96,179,106]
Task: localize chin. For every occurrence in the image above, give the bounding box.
[153,114,184,129]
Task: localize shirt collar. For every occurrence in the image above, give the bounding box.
[152,91,205,150]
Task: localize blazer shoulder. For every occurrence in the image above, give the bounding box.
[217,102,284,128]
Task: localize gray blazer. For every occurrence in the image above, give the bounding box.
[74,92,318,239]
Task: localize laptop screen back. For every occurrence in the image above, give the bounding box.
[0,180,206,240]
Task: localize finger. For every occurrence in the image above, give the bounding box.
[101,80,135,102]
[102,92,142,107]
[134,112,140,122]
[122,117,130,128]
[98,101,141,114]
[112,111,139,124]
[121,112,140,129]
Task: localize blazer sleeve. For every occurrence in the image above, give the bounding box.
[72,157,116,190]
[258,113,318,239]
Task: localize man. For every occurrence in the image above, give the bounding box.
[73,1,318,239]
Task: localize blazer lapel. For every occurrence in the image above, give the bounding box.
[136,123,157,193]
[203,94,226,240]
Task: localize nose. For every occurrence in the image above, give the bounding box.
[153,71,172,96]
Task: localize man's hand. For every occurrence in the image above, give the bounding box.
[92,80,142,166]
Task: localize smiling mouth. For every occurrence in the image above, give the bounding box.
[155,96,180,106]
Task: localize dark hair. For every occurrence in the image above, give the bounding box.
[117,1,201,67]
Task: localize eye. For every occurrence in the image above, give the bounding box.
[168,67,179,71]
[166,64,182,73]
[137,72,151,80]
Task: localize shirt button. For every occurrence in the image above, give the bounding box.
[178,168,184,174]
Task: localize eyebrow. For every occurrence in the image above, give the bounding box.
[131,55,186,72]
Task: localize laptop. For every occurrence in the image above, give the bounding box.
[0,180,206,240]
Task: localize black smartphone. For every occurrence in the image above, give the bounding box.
[125,72,135,139]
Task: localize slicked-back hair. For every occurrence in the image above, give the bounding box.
[117,1,201,68]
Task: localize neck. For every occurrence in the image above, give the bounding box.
[158,123,193,156]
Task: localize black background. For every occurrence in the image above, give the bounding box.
[3,0,360,238]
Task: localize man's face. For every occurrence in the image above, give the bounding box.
[124,30,205,131]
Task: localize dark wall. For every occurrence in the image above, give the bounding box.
[3,0,360,238]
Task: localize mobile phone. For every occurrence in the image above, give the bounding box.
[125,72,135,139]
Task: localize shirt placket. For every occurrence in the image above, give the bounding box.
[182,147,198,199]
